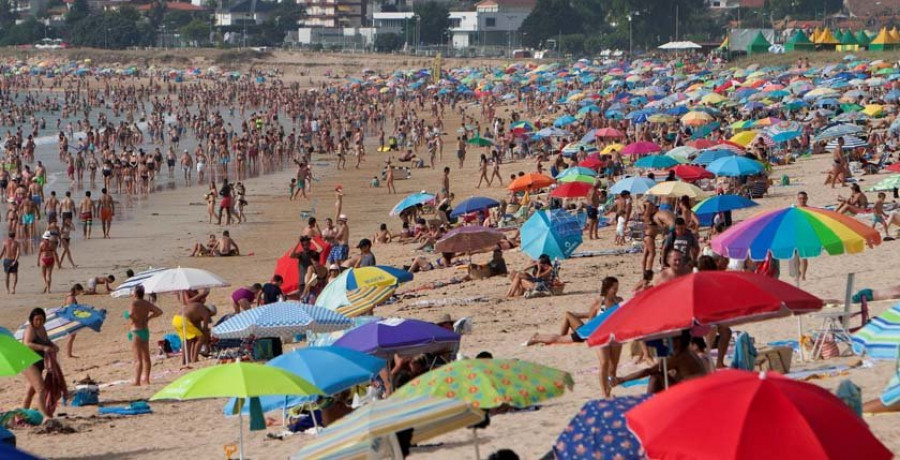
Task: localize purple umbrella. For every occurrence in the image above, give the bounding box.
[434,226,504,254]
[333,318,460,358]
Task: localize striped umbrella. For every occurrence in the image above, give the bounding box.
[825,136,867,150]
[291,396,484,459]
[213,302,352,339]
[694,149,733,166]
[666,146,699,164]
[814,124,863,142]
[750,133,775,148]
[766,121,803,143]
[316,267,412,317]
[852,304,900,360]
[14,304,107,342]
[110,267,167,298]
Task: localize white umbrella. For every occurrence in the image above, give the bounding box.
[141,267,229,294]
[658,41,701,50]
[110,267,168,298]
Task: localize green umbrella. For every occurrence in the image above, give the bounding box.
[467,136,494,147]
[557,174,596,184]
[0,333,41,377]
[392,358,574,409]
[151,362,323,460]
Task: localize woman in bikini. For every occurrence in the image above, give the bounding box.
[22,308,56,418]
[37,232,58,294]
[642,199,660,272]
[836,183,869,215]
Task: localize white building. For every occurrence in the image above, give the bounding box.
[300,0,365,28]
[214,0,275,27]
[451,0,533,48]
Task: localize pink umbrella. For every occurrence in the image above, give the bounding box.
[622,141,662,156]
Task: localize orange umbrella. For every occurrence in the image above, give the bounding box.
[508,173,555,192]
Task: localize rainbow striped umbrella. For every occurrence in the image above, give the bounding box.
[711,206,882,261]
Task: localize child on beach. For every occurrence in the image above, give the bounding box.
[289,178,297,200]
[614,211,626,245]
[872,192,889,236]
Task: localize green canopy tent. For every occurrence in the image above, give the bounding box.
[784,29,814,52]
[747,32,771,55]
[838,30,859,51]
[855,30,871,48]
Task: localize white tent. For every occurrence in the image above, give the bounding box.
[658,41,702,50]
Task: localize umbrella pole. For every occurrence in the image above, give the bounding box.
[309,402,320,433]
[181,301,189,365]
[238,412,244,460]
[794,277,806,361]
[662,358,669,390]
[472,428,481,460]
[282,396,287,427]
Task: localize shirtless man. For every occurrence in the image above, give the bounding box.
[44,191,59,225]
[657,250,691,284]
[215,230,240,256]
[612,329,708,394]
[98,188,115,238]
[27,179,43,220]
[180,149,193,185]
[128,286,163,386]
[441,167,451,197]
[1,232,20,294]
[78,191,94,239]
[328,214,350,264]
[174,302,217,364]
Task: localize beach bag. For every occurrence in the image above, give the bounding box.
[70,385,99,407]
[817,333,840,360]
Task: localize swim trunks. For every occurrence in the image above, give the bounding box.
[328,244,349,263]
[81,211,92,224]
[172,315,203,341]
[47,211,57,223]
[2,258,18,274]
[62,211,73,222]
[22,213,35,225]
[31,195,41,207]
[127,329,150,342]
[100,208,112,222]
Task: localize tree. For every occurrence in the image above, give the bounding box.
[375,32,402,52]
[180,18,210,44]
[66,0,89,24]
[1,16,46,45]
[519,0,582,48]
[405,1,449,45]
[559,33,585,55]
[0,0,14,29]
[165,10,195,30]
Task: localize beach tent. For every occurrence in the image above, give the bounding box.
[810,27,822,43]
[891,27,900,44]
[746,32,771,55]
[838,29,859,51]
[856,30,871,48]
[784,29,814,52]
[834,28,846,44]
[869,28,893,51]
[817,27,839,49]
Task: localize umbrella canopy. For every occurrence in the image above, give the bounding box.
[666,146,699,164]
[449,196,500,218]
[706,155,765,177]
[14,304,106,342]
[551,181,594,198]
[587,271,822,347]
[151,361,323,401]
[557,173,596,184]
[825,136,867,150]
[434,226,504,253]
[110,267,167,298]
[672,164,714,182]
[394,358,574,409]
[622,141,662,156]
[681,111,714,126]
[292,396,484,459]
[711,206,882,261]
[389,192,435,216]
[634,154,679,169]
[590,127,625,139]
[866,174,900,192]
[0,444,42,460]
[626,370,892,460]
[0,333,41,376]
[609,176,657,195]
[814,123,863,142]
[466,136,494,147]
[508,173,555,192]
[554,395,649,460]
[141,267,229,294]
[693,149,733,165]
[692,194,758,215]
[521,209,583,260]
[316,267,412,317]
[555,166,597,180]
[212,302,352,340]
[852,303,900,360]
[334,318,460,358]
[647,181,704,199]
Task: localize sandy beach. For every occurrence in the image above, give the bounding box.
[0,52,898,459]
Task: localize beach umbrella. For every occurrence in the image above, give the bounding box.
[151,362,324,460]
[510,121,535,133]
[535,127,568,138]
[687,139,717,149]
[587,271,822,347]
[711,206,882,261]
[521,209,583,260]
[14,304,106,342]
[626,370,892,460]
[0,333,41,376]
[766,121,803,143]
[634,154,679,169]
[671,164,714,182]
[316,266,413,317]
[729,131,757,147]
[435,226,504,253]
[622,141,662,156]
[706,155,765,177]
[224,346,387,417]
[681,111,714,126]
[393,358,573,409]
[292,396,484,460]
[449,196,500,218]
[557,173,596,184]
[693,149,733,165]
[140,267,229,294]
[825,136,867,150]
[555,166,597,180]
[601,143,625,154]
[585,127,624,141]
[508,173,554,192]
[466,135,495,147]
[814,123,863,142]
[609,176,657,195]
[553,395,649,460]
[666,146,699,164]
[866,174,900,192]
[578,157,604,170]
[554,114,577,127]
[0,444,42,460]
[212,302,351,340]
[561,142,598,157]
[110,267,167,298]
[551,181,593,198]
[389,192,435,216]
[692,195,758,215]
[647,114,677,124]
[851,303,900,360]
[647,181,704,199]
[333,318,460,358]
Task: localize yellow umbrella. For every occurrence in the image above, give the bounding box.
[681,111,714,126]
[701,93,726,105]
[729,131,758,147]
[863,104,883,117]
[602,143,625,154]
[647,181,704,199]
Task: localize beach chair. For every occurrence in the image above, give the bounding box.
[627,221,645,242]
[524,261,565,298]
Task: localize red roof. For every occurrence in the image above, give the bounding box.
[136,1,206,11]
[845,0,898,18]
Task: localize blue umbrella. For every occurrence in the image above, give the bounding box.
[535,127,568,138]
[555,166,598,180]
[553,395,650,460]
[634,155,679,169]
[389,192,435,216]
[223,346,387,415]
[693,149,733,166]
[692,194,758,215]
[706,155,765,177]
[0,444,42,460]
[554,115,577,127]
[521,209,583,260]
[333,318,460,358]
[851,303,899,361]
[609,176,657,195]
[212,302,352,340]
[450,196,500,218]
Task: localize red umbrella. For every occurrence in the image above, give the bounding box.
[686,139,716,149]
[586,271,822,347]
[626,370,892,460]
[671,164,714,182]
[578,157,605,170]
[594,127,624,138]
[273,237,329,295]
[622,141,661,156]
[717,140,747,153]
[551,181,593,198]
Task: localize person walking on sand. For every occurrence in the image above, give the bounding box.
[79,191,94,239]
[217,180,234,226]
[385,157,396,194]
[1,231,20,294]
[98,188,114,239]
[37,231,58,294]
[128,286,162,386]
[476,154,490,188]
[456,136,466,169]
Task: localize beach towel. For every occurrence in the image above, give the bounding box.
[230,397,266,431]
[42,351,67,417]
[836,380,863,417]
[881,371,900,407]
[172,315,202,341]
[98,402,152,416]
[731,332,757,371]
